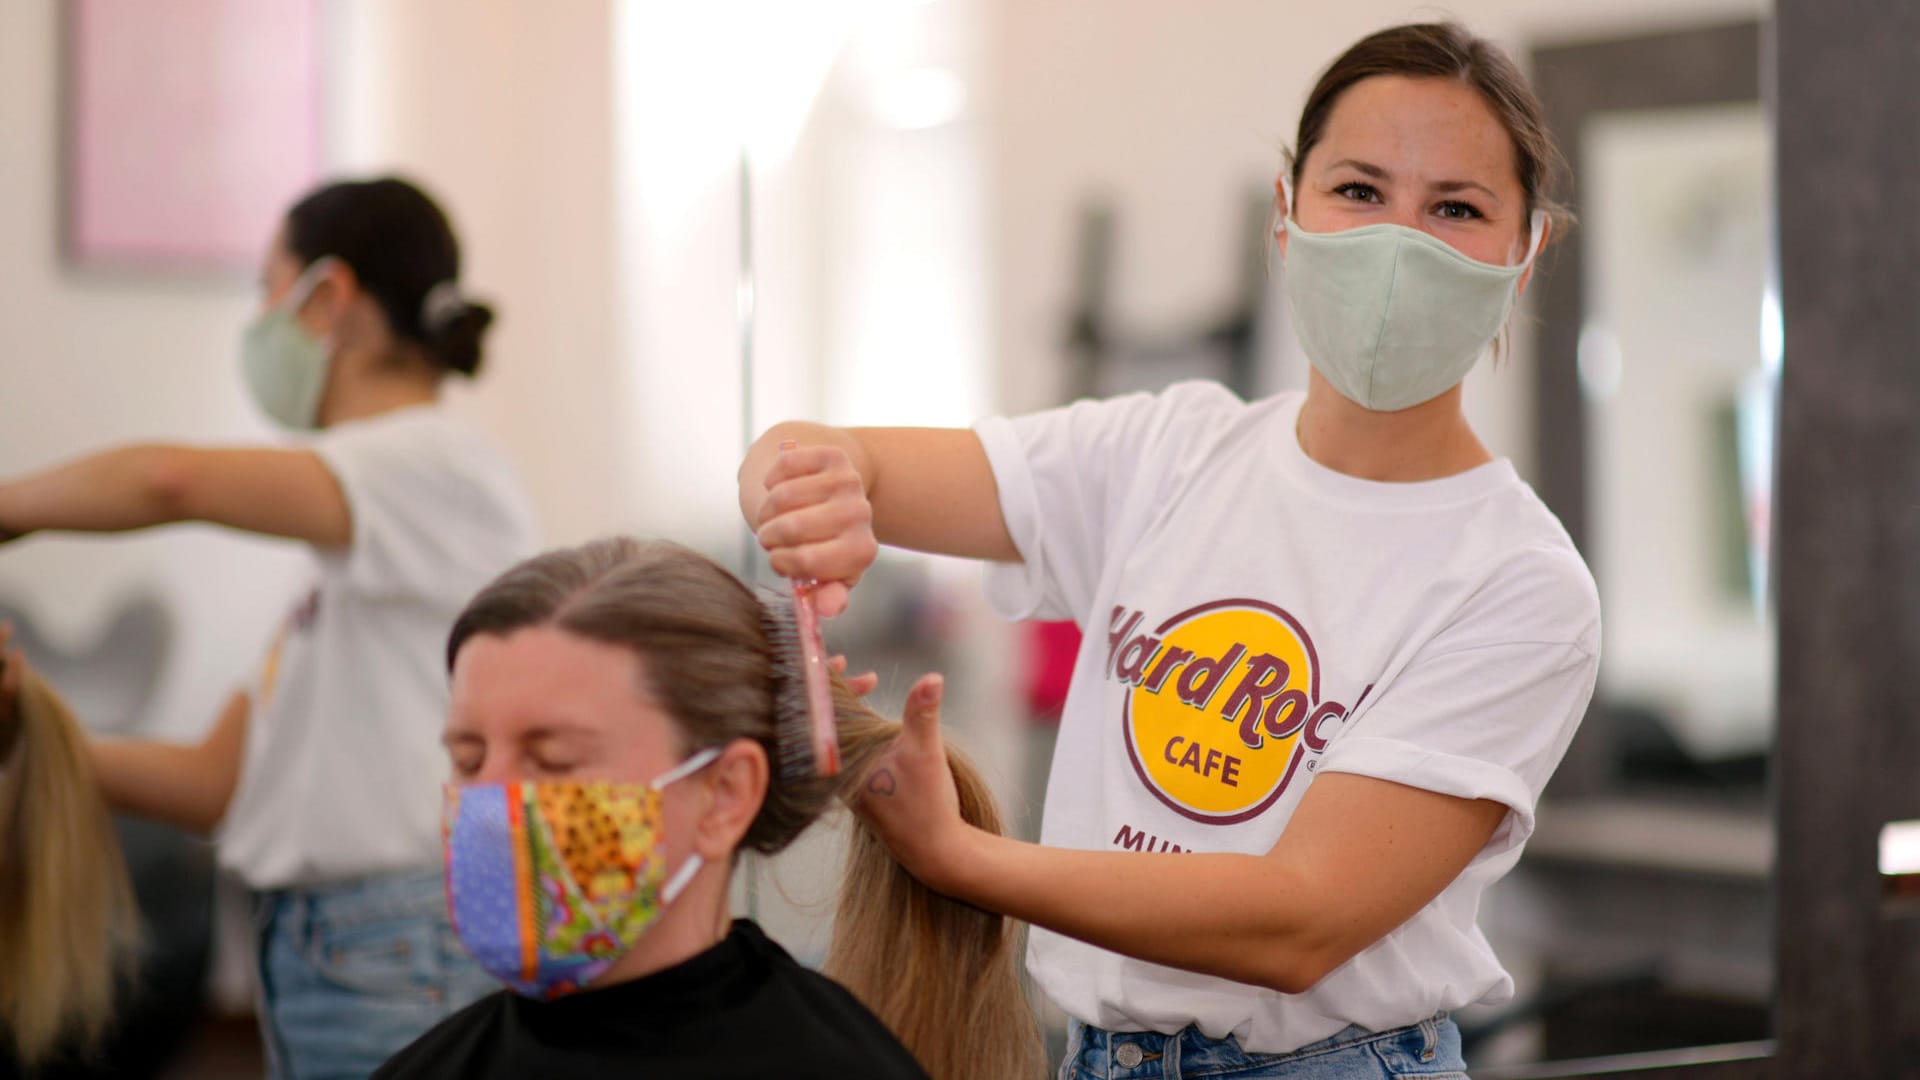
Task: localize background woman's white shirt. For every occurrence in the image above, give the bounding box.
[973,382,1600,1053]
[216,405,541,890]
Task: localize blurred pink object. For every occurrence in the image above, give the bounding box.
[65,0,323,271]
[1022,620,1081,727]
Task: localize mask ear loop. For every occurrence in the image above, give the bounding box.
[651,744,724,904]
[287,256,341,310]
[661,849,705,904]
[1517,209,1549,268]
[650,744,723,789]
[1276,172,1296,237]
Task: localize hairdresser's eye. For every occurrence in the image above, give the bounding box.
[1333,182,1382,204]
[1435,200,1484,221]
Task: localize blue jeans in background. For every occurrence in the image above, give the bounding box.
[1061,1014,1468,1079]
[253,868,498,1080]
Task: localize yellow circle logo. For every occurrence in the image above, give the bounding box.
[1112,599,1345,825]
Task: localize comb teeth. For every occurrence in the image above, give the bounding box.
[763,587,838,781]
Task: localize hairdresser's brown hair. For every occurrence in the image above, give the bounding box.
[1286,22,1571,233]
[0,666,141,1065]
[446,538,1046,1080]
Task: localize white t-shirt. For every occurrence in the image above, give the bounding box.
[974,382,1600,1053]
[216,406,540,890]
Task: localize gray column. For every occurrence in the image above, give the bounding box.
[1774,2,1920,1075]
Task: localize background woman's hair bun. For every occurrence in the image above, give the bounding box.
[429,299,495,378]
[284,177,495,378]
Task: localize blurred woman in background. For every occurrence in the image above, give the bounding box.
[0,177,539,1079]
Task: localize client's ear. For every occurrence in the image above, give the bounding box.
[692,739,768,860]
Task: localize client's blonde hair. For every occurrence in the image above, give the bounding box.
[0,663,141,1065]
[448,538,1047,1080]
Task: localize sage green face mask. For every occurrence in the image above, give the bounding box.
[1280,189,1545,412]
[239,258,340,431]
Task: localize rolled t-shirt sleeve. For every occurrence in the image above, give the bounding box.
[1318,549,1601,858]
[1319,638,1598,856]
[313,414,538,603]
[975,381,1241,622]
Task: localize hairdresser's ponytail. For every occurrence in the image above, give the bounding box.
[825,689,1047,1080]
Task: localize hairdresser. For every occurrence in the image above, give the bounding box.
[0,177,538,1078]
[739,23,1600,1078]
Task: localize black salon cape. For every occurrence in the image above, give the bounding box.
[373,920,929,1080]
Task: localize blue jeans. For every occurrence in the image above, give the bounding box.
[1060,1015,1467,1079]
[253,868,498,1080]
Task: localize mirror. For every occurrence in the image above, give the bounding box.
[1475,20,1776,1073]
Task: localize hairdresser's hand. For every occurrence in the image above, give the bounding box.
[827,654,880,698]
[853,673,973,895]
[755,444,877,618]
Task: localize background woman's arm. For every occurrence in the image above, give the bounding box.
[88,691,251,836]
[0,445,350,547]
[2,626,249,836]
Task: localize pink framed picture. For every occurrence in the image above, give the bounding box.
[63,0,325,273]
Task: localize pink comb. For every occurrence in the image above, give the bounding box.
[788,579,840,776]
[777,440,841,777]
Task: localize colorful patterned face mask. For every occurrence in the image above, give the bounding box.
[442,747,719,999]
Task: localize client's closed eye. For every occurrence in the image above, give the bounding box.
[445,737,485,778]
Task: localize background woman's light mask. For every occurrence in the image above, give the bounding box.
[238,257,340,431]
[1279,178,1545,412]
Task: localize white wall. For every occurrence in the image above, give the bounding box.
[0,0,309,742]
[329,0,627,548]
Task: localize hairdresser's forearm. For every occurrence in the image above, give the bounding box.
[0,446,196,537]
[89,692,247,835]
[942,829,1337,993]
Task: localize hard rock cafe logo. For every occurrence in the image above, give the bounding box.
[1109,599,1365,825]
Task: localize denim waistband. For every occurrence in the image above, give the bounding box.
[255,866,449,931]
[1065,1013,1457,1079]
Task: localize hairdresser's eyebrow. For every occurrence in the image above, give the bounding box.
[1324,158,1504,205]
[1431,177,1503,203]
[1327,158,1390,180]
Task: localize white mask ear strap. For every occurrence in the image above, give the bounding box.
[1520,210,1548,266]
[1277,173,1296,234]
[290,256,340,307]
[651,745,722,905]
[661,852,705,903]
[651,745,722,789]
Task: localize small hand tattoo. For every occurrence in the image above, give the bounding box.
[866,768,897,797]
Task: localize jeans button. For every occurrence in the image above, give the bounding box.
[1115,1042,1144,1069]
